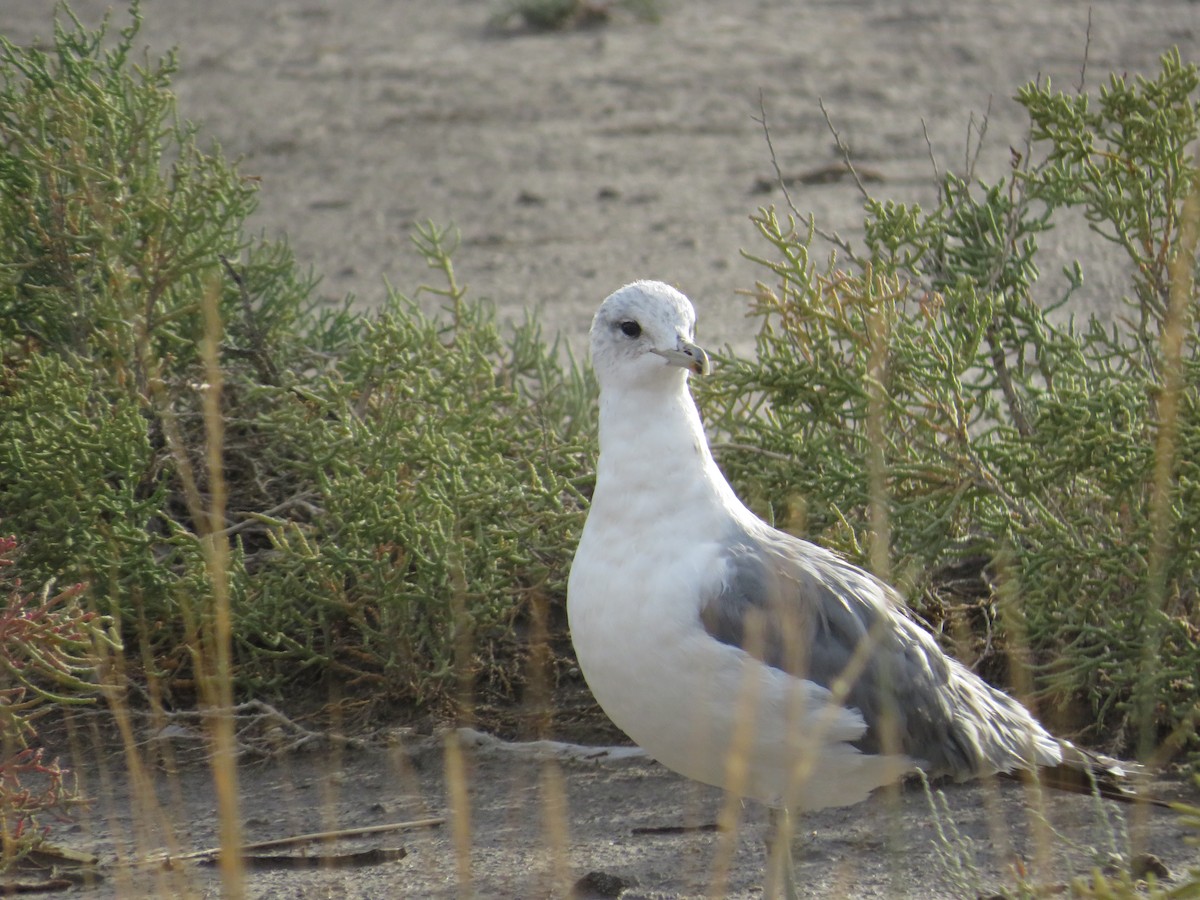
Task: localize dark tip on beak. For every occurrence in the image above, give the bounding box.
[651,339,711,376]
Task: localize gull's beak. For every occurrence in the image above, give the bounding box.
[651,338,711,376]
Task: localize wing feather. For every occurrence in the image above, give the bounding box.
[699,520,1060,778]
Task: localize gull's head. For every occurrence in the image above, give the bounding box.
[590,280,711,393]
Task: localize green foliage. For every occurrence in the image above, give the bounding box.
[701,50,1200,752]
[0,3,266,371]
[0,2,318,678]
[0,353,178,614]
[1019,49,1199,337]
[0,7,594,710]
[5,0,1195,776]
[235,226,594,702]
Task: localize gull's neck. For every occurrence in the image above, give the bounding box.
[591,378,744,531]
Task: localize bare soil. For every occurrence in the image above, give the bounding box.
[23,714,1200,898]
[4,0,1200,896]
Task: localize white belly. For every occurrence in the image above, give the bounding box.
[567,534,911,811]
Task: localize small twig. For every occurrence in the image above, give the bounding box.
[986,324,1033,438]
[135,699,368,760]
[921,117,942,186]
[631,822,720,835]
[963,97,992,182]
[214,493,323,538]
[141,818,445,867]
[219,255,255,334]
[225,846,407,870]
[818,97,870,202]
[754,90,802,221]
[455,727,645,762]
[711,441,798,465]
[226,819,444,854]
[0,877,75,894]
[981,119,1042,440]
[1076,7,1093,94]
[219,253,280,385]
[969,604,996,672]
[753,93,863,262]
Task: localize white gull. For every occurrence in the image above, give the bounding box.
[567,280,1133,898]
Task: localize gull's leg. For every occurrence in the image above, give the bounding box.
[765,806,799,900]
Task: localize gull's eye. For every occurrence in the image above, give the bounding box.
[618,320,641,338]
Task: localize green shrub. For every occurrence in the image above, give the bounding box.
[700,50,1200,754]
[4,0,1196,762]
[233,232,594,702]
[0,5,594,711]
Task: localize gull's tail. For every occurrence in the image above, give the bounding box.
[1032,742,1172,809]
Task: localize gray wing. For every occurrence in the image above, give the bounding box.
[699,519,1059,779]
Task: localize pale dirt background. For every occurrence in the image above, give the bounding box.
[4,1,1200,897]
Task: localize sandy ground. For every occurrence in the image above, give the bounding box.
[6,0,1199,354]
[4,0,1200,897]
[25,720,1200,898]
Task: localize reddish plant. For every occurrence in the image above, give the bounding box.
[0,536,109,869]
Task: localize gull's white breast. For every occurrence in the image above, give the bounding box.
[568,501,909,811]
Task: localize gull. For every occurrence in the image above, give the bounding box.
[567,280,1144,898]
